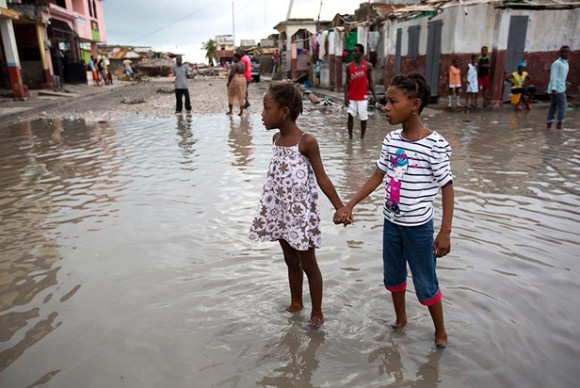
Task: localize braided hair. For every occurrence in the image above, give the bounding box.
[389,72,431,114]
[268,83,303,121]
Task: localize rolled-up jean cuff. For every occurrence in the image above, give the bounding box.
[385,281,407,293]
[419,290,442,306]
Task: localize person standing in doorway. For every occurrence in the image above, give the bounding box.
[477,46,491,106]
[546,45,570,129]
[272,49,279,76]
[173,55,191,114]
[344,43,377,139]
[240,48,252,109]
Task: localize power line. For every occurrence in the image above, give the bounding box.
[125,0,224,45]
[235,0,254,16]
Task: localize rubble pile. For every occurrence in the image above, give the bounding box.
[190,67,228,78]
[135,58,174,77]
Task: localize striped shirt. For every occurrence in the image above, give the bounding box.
[376,129,453,226]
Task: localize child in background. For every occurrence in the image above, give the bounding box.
[448,58,462,107]
[465,55,479,107]
[249,83,345,326]
[334,73,455,348]
[478,46,492,106]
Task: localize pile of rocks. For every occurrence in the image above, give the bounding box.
[135,58,174,77]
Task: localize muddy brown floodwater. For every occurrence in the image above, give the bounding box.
[0,80,579,387]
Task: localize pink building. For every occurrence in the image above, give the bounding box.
[0,0,106,95]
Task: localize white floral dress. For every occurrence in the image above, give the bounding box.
[249,133,321,251]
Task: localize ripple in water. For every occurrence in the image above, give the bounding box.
[0,107,578,387]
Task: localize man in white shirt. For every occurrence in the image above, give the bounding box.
[546,46,570,129]
[173,55,191,114]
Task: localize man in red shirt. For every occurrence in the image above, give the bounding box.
[239,48,252,109]
[344,44,377,139]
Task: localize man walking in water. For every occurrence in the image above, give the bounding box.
[344,44,377,139]
[546,45,570,129]
[173,55,191,114]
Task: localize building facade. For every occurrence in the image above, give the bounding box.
[1,0,106,95]
[382,1,579,102]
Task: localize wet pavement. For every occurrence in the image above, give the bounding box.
[0,80,579,387]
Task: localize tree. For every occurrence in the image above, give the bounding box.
[201,39,217,67]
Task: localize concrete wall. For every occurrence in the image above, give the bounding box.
[382,4,579,99]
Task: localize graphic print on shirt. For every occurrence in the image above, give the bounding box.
[385,148,417,215]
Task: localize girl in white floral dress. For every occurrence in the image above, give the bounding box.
[249,83,344,326]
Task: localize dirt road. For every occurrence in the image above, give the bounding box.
[40,77,271,122]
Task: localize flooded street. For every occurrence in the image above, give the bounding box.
[0,104,579,387]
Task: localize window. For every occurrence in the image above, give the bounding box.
[87,0,93,17]
[407,25,420,59]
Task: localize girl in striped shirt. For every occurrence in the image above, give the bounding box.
[334,73,454,348]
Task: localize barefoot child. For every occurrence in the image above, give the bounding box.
[334,73,454,347]
[249,83,344,326]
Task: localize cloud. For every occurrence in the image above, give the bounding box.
[103,0,360,63]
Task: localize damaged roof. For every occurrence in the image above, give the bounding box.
[387,0,580,20]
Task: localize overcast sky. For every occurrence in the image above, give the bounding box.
[103,0,364,63]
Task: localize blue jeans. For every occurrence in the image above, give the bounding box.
[382,218,442,305]
[546,92,566,124]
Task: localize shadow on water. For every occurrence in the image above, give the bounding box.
[0,105,578,387]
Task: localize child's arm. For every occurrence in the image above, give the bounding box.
[302,134,344,210]
[334,168,385,224]
[434,182,454,258]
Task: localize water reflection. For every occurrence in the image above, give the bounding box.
[176,114,196,169]
[0,107,577,387]
[228,115,254,167]
[0,117,120,375]
[256,317,326,387]
[368,339,443,387]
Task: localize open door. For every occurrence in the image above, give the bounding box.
[395,28,402,76]
[503,15,529,101]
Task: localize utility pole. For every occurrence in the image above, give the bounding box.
[286,0,294,21]
[232,1,236,47]
[317,0,323,31]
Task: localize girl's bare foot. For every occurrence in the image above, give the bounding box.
[391,320,407,330]
[226,111,232,115]
[435,331,448,348]
[285,303,304,313]
[309,314,324,327]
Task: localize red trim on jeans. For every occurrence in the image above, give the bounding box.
[385,281,407,293]
[419,290,442,306]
